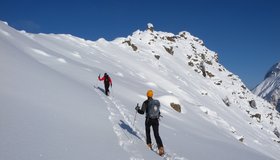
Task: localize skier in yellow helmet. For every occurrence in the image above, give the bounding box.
[135,90,165,156]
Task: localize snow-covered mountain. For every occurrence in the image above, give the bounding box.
[1,21,280,160]
[253,62,280,111]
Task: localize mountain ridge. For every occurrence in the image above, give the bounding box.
[253,62,280,111]
[1,21,280,160]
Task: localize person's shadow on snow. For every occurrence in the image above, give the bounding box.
[95,86,105,95]
[119,120,141,140]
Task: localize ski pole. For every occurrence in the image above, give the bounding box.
[111,85,114,97]
[96,73,100,86]
[133,103,139,127]
[133,110,137,127]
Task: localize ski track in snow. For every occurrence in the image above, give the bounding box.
[94,85,145,159]
[2,21,279,160]
[93,85,187,160]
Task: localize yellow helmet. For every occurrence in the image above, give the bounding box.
[146,90,153,98]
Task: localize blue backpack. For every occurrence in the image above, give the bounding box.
[147,99,161,119]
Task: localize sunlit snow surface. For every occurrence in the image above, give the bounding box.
[1,21,279,160]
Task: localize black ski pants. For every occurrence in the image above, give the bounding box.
[104,82,110,96]
[145,118,163,148]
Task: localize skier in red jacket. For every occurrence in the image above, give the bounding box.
[98,73,112,96]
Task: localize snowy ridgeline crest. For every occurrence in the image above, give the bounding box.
[120,23,280,121]
[1,21,280,160]
[253,62,280,112]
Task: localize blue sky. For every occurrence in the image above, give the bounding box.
[1,0,279,89]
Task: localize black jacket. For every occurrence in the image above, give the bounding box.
[137,98,152,115]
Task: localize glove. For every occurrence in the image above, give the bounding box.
[135,105,140,111]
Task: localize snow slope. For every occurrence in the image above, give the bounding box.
[253,62,280,111]
[1,21,280,160]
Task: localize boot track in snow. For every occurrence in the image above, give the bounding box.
[93,85,187,160]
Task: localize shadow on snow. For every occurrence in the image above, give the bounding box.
[119,120,141,140]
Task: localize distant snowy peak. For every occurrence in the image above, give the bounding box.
[265,62,280,78]
[253,62,280,111]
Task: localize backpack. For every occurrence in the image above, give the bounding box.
[104,74,110,84]
[146,99,161,119]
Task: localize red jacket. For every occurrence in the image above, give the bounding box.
[98,75,112,85]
